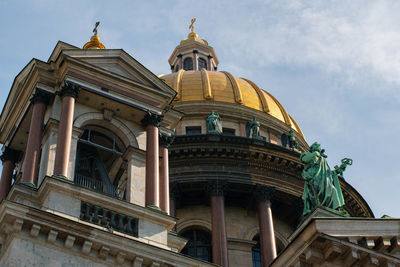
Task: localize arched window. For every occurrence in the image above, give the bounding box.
[198,58,207,70]
[75,126,127,199]
[183,57,193,70]
[180,228,212,262]
[252,235,262,267]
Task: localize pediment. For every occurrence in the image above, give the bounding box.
[56,47,175,98]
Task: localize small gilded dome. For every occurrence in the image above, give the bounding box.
[83,35,106,50]
[160,70,304,137]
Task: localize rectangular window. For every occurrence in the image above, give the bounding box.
[186,126,201,135]
[222,128,235,136]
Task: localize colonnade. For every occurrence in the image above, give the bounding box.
[170,182,277,267]
[0,82,173,215]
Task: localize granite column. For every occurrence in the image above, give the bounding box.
[54,81,80,178]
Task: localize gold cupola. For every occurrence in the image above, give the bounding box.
[168,18,219,72]
[83,22,106,50]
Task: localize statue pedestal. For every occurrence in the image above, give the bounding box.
[290,207,349,242]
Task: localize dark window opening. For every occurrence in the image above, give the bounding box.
[198,58,207,70]
[183,57,193,71]
[75,127,127,199]
[180,228,212,262]
[222,128,235,136]
[186,126,201,135]
[252,235,262,267]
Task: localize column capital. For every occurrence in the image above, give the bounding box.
[141,112,163,127]
[30,88,52,105]
[193,49,198,54]
[254,184,275,202]
[59,81,80,99]
[207,180,228,196]
[0,148,20,163]
[160,133,175,148]
[177,54,183,58]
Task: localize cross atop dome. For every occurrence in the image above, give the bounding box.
[83,21,106,49]
[168,19,219,72]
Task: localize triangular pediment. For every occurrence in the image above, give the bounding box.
[53,46,175,97]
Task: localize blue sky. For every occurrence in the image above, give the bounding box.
[1,0,399,217]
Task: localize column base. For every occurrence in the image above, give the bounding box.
[146,205,166,214]
[52,174,68,180]
[20,182,36,188]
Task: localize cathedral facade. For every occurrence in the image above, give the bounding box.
[0,24,399,267]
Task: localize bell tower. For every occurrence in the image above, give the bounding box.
[168,18,219,72]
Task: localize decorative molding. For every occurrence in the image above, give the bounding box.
[58,81,80,99]
[207,180,228,196]
[141,112,163,127]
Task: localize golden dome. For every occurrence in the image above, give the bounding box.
[83,35,106,50]
[160,70,304,137]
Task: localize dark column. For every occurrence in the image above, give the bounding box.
[178,54,183,70]
[0,148,20,199]
[170,183,181,232]
[159,133,174,214]
[141,112,163,209]
[254,185,277,267]
[208,181,229,267]
[54,81,80,178]
[193,50,199,71]
[22,89,51,186]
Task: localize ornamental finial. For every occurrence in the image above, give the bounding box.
[83,21,106,49]
[187,18,198,39]
[189,18,196,33]
[93,21,100,36]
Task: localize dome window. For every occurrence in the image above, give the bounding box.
[183,57,193,70]
[198,58,207,70]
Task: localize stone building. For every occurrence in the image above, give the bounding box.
[0,25,399,267]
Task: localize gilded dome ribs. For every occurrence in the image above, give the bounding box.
[173,69,185,100]
[242,78,270,113]
[200,68,212,99]
[264,91,291,126]
[221,71,243,104]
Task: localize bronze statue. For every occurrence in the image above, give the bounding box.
[334,158,353,179]
[300,142,346,216]
[206,111,222,134]
[246,117,261,139]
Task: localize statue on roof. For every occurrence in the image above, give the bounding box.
[206,111,222,134]
[281,129,298,150]
[300,142,348,216]
[246,117,262,139]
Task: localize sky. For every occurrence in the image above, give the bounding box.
[0,0,399,217]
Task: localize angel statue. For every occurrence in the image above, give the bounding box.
[206,111,222,134]
[301,142,348,216]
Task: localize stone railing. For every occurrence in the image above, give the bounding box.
[80,201,138,237]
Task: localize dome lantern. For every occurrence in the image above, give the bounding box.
[168,18,219,73]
